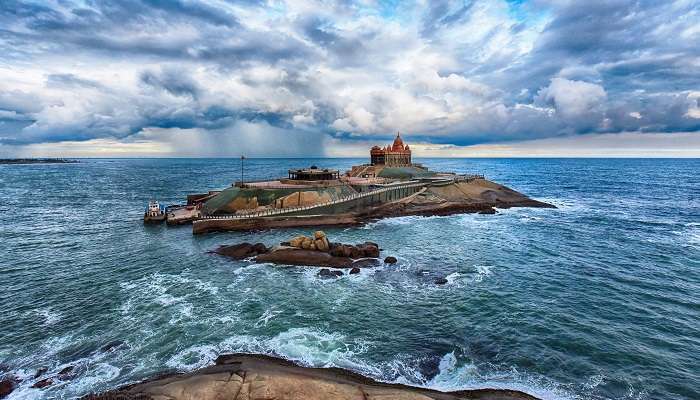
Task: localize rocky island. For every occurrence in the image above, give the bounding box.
[146,133,553,233]
[82,353,540,400]
[213,230,391,274]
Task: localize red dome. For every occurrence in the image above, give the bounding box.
[391,132,405,151]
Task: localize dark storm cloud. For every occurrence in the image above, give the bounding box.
[0,0,311,65]
[503,0,700,93]
[140,68,200,99]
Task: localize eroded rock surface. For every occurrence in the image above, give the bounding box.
[83,353,540,400]
[213,242,268,259]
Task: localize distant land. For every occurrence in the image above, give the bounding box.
[0,159,79,165]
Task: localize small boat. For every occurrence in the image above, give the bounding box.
[144,200,166,223]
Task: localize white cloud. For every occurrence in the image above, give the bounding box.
[0,0,698,156]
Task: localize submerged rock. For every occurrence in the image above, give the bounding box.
[34,367,48,378]
[384,256,398,264]
[349,267,360,274]
[478,207,497,214]
[32,378,52,389]
[58,365,75,380]
[434,277,448,285]
[318,269,343,278]
[100,340,125,353]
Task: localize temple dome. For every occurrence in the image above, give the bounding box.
[391,132,405,151]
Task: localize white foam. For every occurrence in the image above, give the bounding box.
[421,352,574,400]
[34,308,62,325]
[255,308,282,328]
[166,345,219,371]
[473,265,494,282]
[444,272,463,284]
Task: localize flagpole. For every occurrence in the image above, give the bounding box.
[240,155,245,185]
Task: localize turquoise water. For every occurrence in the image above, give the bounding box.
[0,158,698,399]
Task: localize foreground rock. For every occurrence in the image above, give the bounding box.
[0,376,17,398]
[216,231,388,269]
[83,353,539,400]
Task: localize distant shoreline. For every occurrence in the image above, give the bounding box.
[0,159,79,165]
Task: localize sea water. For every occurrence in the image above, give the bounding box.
[0,158,698,399]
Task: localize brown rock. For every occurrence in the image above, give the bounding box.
[256,249,353,268]
[0,376,17,398]
[313,231,326,240]
[349,267,360,274]
[329,244,345,257]
[314,238,329,252]
[384,256,398,264]
[349,246,361,259]
[289,236,305,248]
[252,243,268,254]
[301,237,313,250]
[87,353,540,400]
[358,243,379,258]
[478,208,497,214]
[213,243,256,259]
[32,378,52,389]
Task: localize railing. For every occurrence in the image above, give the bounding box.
[200,180,425,220]
[199,174,485,221]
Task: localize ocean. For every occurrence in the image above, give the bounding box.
[0,158,698,400]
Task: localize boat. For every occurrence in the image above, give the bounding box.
[144,200,166,223]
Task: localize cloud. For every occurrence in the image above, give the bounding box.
[0,0,698,155]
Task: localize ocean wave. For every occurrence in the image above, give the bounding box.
[422,352,573,400]
[164,327,377,376]
[159,328,571,400]
[32,308,62,326]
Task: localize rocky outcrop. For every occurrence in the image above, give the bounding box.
[82,353,540,400]
[256,248,355,268]
[0,376,17,398]
[215,232,388,270]
[213,242,268,259]
[193,214,361,235]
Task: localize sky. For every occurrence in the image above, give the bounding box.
[0,0,699,158]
